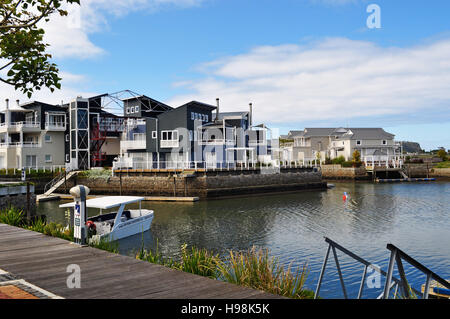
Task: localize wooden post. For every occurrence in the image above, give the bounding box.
[26,182,31,220]
[64,170,67,193]
[119,170,122,196]
[173,175,176,197]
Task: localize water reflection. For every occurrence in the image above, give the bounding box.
[37,181,450,299]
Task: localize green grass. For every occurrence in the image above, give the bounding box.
[435,161,450,168]
[136,243,313,299]
[0,206,25,226]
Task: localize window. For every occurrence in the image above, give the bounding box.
[191,112,195,120]
[45,134,52,143]
[161,130,178,141]
[65,134,69,142]
[45,155,52,163]
[65,154,69,162]
[126,107,130,114]
[152,131,157,139]
[356,140,361,145]
[135,106,139,113]
[205,115,208,122]
[382,140,387,145]
[133,133,145,141]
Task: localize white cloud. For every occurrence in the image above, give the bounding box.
[40,0,205,59]
[168,37,450,125]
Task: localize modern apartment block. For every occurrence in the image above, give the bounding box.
[0,99,66,169]
[117,97,271,169]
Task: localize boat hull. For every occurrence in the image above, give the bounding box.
[98,211,154,242]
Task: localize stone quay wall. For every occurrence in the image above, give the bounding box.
[320,165,369,180]
[56,168,326,198]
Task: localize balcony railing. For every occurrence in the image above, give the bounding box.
[0,142,41,148]
[120,140,146,150]
[198,139,234,146]
[0,122,41,129]
[45,122,65,130]
[160,140,179,148]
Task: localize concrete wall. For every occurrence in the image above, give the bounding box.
[430,168,450,177]
[57,168,325,198]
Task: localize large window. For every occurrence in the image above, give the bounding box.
[161,130,178,141]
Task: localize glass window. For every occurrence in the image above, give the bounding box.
[45,155,52,163]
[135,106,139,113]
[65,154,69,162]
[191,112,195,120]
[152,131,157,139]
[45,135,52,143]
[205,115,208,122]
[126,107,130,114]
[65,134,69,142]
[383,140,387,145]
[357,140,361,145]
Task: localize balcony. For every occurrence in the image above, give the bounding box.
[0,122,41,131]
[160,140,179,148]
[0,142,41,148]
[45,122,66,131]
[120,140,146,151]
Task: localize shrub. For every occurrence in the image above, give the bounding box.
[0,207,25,226]
[331,156,345,165]
[342,161,354,168]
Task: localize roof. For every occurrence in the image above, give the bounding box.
[213,112,249,121]
[59,196,144,209]
[178,100,217,111]
[287,130,304,138]
[336,128,395,140]
[301,128,337,137]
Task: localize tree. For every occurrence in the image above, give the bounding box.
[352,150,361,163]
[437,149,447,161]
[0,0,80,97]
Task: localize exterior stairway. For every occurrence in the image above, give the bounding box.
[43,171,78,196]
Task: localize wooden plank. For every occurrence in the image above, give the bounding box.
[0,224,281,299]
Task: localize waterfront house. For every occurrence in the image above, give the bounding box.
[292,128,337,165]
[0,99,66,169]
[327,127,401,168]
[116,97,270,169]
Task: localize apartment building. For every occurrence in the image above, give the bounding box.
[0,100,66,169]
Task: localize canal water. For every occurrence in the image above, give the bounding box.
[38,181,450,299]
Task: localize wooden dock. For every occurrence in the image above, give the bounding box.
[37,194,199,203]
[0,223,281,299]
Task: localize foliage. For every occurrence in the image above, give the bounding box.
[352,150,361,163]
[0,206,24,226]
[435,161,450,168]
[180,244,219,279]
[437,149,448,161]
[331,156,345,165]
[136,243,313,299]
[78,169,111,180]
[0,0,80,97]
[216,247,311,299]
[89,237,119,254]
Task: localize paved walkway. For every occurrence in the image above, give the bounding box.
[0,223,282,299]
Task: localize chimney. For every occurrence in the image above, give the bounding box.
[5,99,9,110]
[249,102,253,127]
[216,98,220,122]
[16,99,20,107]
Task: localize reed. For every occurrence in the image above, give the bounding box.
[0,206,24,226]
[179,244,220,279]
[89,237,119,254]
[216,246,312,299]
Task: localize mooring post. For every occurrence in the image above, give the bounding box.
[70,185,90,246]
[26,182,30,220]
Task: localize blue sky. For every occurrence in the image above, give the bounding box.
[2,0,450,150]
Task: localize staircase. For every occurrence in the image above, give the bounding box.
[43,171,78,196]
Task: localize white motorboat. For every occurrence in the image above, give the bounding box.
[60,196,154,242]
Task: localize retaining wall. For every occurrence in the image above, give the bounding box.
[56,168,326,198]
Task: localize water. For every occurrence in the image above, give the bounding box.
[38,181,450,299]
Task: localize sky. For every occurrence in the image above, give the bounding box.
[1,0,450,150]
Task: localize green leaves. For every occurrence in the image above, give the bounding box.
[0,0,81,96]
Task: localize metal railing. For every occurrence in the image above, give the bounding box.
[0,142,41,148]
[383,244,450,299]
[0,121,41,129]
[315,238,447,299]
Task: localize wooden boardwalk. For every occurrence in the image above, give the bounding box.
[0,223,282,299]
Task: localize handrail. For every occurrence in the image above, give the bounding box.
[383,244,450,299]
[315,237,412,299]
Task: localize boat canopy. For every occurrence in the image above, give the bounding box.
[59,196,144,210]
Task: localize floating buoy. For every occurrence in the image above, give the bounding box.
[343,192,348,201]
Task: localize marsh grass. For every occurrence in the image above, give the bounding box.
[216,247,311,299]
[0,206,24,226]
[90,237,119,253]
[136,242,313,299]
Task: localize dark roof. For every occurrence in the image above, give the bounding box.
[336,128,395,140]
[213,112,249,121]
[287,130,304,138]
[301,128,337,137]
[178,100,217,111]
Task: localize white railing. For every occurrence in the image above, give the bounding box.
[120,140,146,150]
[160,140,179,148]
[45,122,66,130]
[198,139,234,146]
[112,159,314,173]
[0,142,41,148]
[0,122,41,129]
